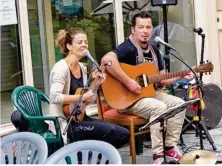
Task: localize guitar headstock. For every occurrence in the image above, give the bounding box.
[195,61,214,73]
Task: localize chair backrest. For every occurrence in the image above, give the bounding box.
[11,85,49,133]
[1,132,48,164]
[45,140,122,164]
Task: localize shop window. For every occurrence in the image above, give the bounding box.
[50,0,115,67]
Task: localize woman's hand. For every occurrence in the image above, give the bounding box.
[82,90,96,104]
[92,69,106,83]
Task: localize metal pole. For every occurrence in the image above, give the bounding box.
[162,5,174,95]
[163,5,170,72]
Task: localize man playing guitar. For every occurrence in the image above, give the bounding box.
[102,11,194,164]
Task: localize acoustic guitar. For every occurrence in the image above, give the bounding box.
[101,62,214,110]
[63,61,111,121]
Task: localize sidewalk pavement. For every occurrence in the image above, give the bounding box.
[118,120,222,164]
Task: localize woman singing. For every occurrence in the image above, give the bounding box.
[49,28,129,148]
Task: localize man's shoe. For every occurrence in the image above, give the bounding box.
[153,154,164,164]
[165,147,183,161]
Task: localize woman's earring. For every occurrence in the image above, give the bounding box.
[70,50,75,55]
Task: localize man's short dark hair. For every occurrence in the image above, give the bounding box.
[131,11,152,27]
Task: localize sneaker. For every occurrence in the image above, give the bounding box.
[165,147,182,161]
[153,154,164,164]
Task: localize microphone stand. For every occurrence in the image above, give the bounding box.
[63,72,93,136]
[162,5,175,96]
[63,59,105,137]
[194,28,205,150]
[169,42,217,150]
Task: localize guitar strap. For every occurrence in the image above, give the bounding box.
[129,35,160,89]
[149,45,159,71]
[149,45,160,90]
[128,35,159,70]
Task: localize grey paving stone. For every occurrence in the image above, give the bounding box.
[118,120,222,164]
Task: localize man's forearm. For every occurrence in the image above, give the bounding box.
[102,52,131,86]
[160,77,182,86]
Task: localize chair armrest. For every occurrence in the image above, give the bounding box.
[27,116,63,138]
[27,116,57,121]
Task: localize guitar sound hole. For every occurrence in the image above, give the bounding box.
[135,75,149,87]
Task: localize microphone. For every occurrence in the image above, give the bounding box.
[82,50,102,72]
[193,27,203,34]
[154,36,176,51]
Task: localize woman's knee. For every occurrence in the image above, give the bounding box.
[103,124,116,137]
[118,126,130,138]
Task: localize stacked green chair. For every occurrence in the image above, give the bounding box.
[11,85,64,155]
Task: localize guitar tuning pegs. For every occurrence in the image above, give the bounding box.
[205,72,207,75]
[206,60,209,63]
[209,72,211,75]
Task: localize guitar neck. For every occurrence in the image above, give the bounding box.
[88,69,105,93]
[148,69,192,83]
[88,77,102,92]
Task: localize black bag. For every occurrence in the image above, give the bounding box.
[11,110,31,132]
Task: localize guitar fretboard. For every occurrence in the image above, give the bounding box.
[148,69,191,83]
[88,68,105,93]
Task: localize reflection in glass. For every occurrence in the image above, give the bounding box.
[51,0,115,65]
[122,0,196,72]
[1,25,22,124]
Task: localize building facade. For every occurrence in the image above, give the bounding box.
[1,0,222,125]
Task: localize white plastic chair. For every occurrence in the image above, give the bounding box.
[1,132,48,164]
[45,140,122,164]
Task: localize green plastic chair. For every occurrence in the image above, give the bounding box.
[11,85,64,155]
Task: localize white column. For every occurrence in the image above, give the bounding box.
[17,0,34,86]
[113,0,124,45]
[194,0,221,86]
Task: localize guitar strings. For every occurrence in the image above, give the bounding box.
[84,76,103,101]
[87,67,105,93]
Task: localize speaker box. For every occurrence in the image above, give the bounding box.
[151,0,178,6]
[175,83,222,129]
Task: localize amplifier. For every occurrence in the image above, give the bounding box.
[174,83,222,129]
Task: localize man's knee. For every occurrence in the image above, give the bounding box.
[150,102,168,117]
[175,97,187,115]
[178,98,185,105]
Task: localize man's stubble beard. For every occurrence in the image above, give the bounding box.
[140,40,148,44]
